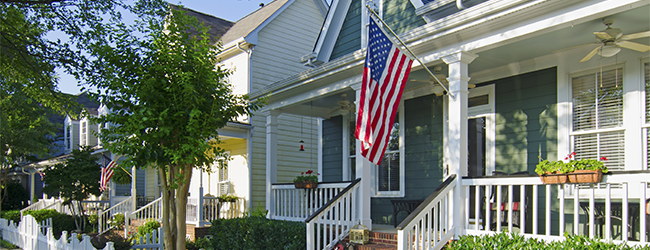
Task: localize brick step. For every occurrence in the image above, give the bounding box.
[339,231,397,250]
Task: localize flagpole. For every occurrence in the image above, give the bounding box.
[365,5,456,99]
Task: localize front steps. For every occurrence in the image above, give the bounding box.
[341,231,398,250]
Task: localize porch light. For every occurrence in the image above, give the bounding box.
[299,140,305,151]
[349,221,369,245]
[598,44,621,57]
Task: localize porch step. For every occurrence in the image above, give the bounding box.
[341,231,397,250]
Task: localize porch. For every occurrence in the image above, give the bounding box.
[270,171,650,249]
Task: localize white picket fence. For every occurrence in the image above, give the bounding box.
[0,215,114,250]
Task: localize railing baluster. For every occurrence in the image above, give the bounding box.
[545,185,551,236]
[508,185,513,232]
[574,184,579,235]
[559,184,564,235]
[520,184,526,234]
[486,185,491,232]
[533,184,538,235]
[605,184,611,240]
[641,182,647,243]
[496,184,502,232]
[465,185,470,230]
[589,184,595,238]
[475,185,480,230]
[623,183,628,240]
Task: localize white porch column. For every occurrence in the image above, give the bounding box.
[442,51,477,238]
[131,166,136,212]
[264,110,281,218]
[352,83,372,229]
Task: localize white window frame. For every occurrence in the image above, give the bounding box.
[642,59,650,171]
[371,101,405,197]
[467,85,496,177]
[80,120,87,147]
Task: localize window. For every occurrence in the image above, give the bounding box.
[571,67,624,170]
[375,110,403,196]
[80,121,87,146]
[644,62,650,170]
[216,153,230,196]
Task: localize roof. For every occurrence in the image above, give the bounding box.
[170,4,235,44]
[220,0,291,45]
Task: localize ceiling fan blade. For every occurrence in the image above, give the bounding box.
[594,31,612,40]
[620,31,650,40]
[552,42,600,53]
[409,79,433,83]
[617,41,650,52]
[580,46,601,62]
[327,107,342,116]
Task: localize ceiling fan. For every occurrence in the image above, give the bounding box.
[409,66,475,96]
[574,17,650,62]
[327,93,355,117]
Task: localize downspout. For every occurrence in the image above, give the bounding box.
[21,167,36,203]
[456,0,466,9]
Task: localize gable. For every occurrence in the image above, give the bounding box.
[329,0,362,60]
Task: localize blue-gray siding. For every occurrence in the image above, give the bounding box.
[322,116,344,182]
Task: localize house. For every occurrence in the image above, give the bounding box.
[252,0,650,248]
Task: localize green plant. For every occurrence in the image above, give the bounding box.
[445,232,646,250]
[23,209,76,239]
[135,220,160,239]
[186,237,212,250]
[209,216,305,250]
[1,181,29,210]
[0,239,18,249]
[292,169,319,183]
[218,195,238,202]
[107,213,125,229]
[0,210,21,223]
[246,203,268,218]
[535,152,608,175]
[91,230,133,250]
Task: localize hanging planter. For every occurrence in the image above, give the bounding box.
[536,153,608,185]
[567,169,603,184]
[539,172,569,184]
[293,170,319,189]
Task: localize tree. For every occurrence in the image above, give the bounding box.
[84,6,262,250]
[42,146,102,232]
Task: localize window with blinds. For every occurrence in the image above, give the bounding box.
[571,68,624,170]
[377,115,400,192]
[80,121,87,146]
[645,62,650,170]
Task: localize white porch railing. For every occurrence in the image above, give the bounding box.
[203,197,246,223]
[20,198,61,217]
[126,197,162,235]
[397,175,457,250]
[271,181,353,222]
[98,196,135,234]
[305,178,361,250]
[460,171,650,246]
[79,200,111,215]
[187,197,199,224]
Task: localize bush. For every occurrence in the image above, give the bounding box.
[135,220,160,239]
[1,181,29,210]
[23,209,59,222]
[0,210,21,223]
[209,216,306,250]
[108,213,125,229]
[187,237,211,250]
[445,232,650,250]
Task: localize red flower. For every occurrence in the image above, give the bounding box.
[306,170,314,175]
[600,156,607,161]
[565,157,568,160]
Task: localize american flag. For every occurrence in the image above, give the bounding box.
[100,156,117,191]
[355,17,413,165]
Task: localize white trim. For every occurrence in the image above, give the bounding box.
[312,0,352,64]
[373,101,406,197]
[468,85,496,176]
[318,117,323,182]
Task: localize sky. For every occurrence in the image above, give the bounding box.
[57,0,274,95]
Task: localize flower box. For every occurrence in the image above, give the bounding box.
[567,169,603,184]
[294,180,317,189]
[539,173,569,184]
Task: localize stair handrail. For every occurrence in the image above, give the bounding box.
[126,197,162,235]
[20,198,60,217]
[396,174,457,250]
[306,178,361,250]
[98,196,135,234]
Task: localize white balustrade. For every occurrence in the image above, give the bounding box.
[306,179,361,250]
[98,196,134,234]
[271,181,352,222]
[126,197,162,235]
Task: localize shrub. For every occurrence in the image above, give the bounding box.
[0,210,21,223]
[0,238,18,249]
[23,209,76,239]
[445,232,649,250]
[107,213,125,229]
[135,220,160,239]
[209,216,305,250]
[186,237,211,250]
[1,181,29,210]
[24,209,59,222]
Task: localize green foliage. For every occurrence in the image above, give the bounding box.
[1,181,28,210]
[218,195,238,202]
[135,220,160,239]
[24,209,58,222]
[108,213,125,229]
[0,238,18,249]
[0,210,20,223]
[293,170,319,183]
[573,159,608,173]
[209,216,306,250]
[536,153,608,175]
[42,147,102,204]
[247,203,269,218]
[186,237,211,250]
[445,232,648,250]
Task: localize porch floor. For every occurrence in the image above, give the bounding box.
[372,224,398,233]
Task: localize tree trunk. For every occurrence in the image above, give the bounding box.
[175,164,193,250]
[159,167,174,250]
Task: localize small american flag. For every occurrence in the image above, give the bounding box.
[100,156,117,191]
[355,17,413,165]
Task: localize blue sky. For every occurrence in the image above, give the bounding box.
[57,0,273,95]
